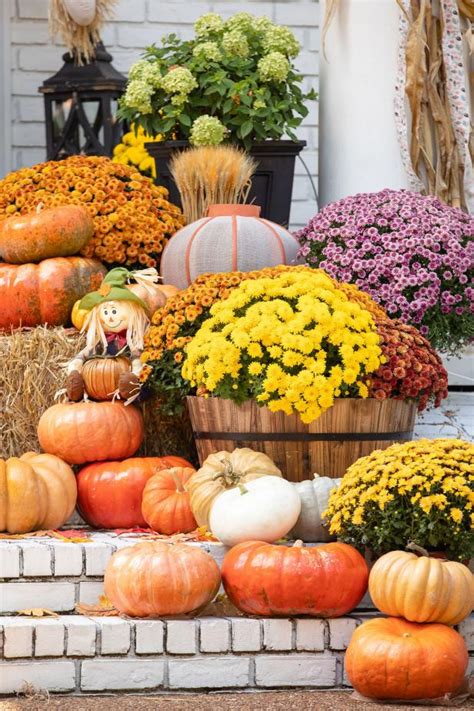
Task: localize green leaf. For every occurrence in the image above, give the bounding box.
[240,120,253,138]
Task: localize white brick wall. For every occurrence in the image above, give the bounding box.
[5,0,319,229]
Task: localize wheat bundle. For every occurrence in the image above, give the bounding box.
[0,326,197,462]
[170,145,257,224]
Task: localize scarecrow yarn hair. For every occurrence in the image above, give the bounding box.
[82,301,149,356]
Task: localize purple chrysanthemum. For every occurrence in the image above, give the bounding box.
[296,189,474,354]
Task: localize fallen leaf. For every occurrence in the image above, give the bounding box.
[17,608,59,618]
[75,594,118,617]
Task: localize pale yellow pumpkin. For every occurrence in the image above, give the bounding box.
[0,453,77,534]
[188,448,282,528]
[368,550,474,626]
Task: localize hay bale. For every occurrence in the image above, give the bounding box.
[0,327,83,457]
[0,326,197,463]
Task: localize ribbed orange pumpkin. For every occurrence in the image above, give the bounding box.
[0,257,106,329]
[0,453,77,533]
[82,357,131,401]
[222,540,368,617]
[37,401,144,465]
[345,617,468,700]
[0,205,94,264]
[142,467,197,534]
[368,550,474,626]
[104,541,221,617]
[77,456,192,528]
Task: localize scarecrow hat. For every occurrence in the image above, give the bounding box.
[79,267,148,312]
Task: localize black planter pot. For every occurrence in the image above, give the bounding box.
[145,139,306,227]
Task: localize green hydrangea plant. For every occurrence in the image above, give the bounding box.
[118,12,317,148]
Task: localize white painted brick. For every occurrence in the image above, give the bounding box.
[109,49,143,74]
[0,545,20,578]
[0,583,75,613]
[459,618,474,651]
[148,1,209,23]
[294,49,319,77]
[63,617,97,657]
[295,619,325,651]
[289,199,318,228]
[19,46,63,72]
[218,3,275,21]
[22,543,53,576]
[12,122,46,147]
[16,96,46,122]
[12,69,49,95]
[18,0,48,19]
[115,0,146,22]
[168,656,250,689]
[199,618,229,653]
[263,618,293,651]
[328,618,358,651]
[98,618,131,655]
[79,581,105,605]
[231,618,261,652]
[0,661,75,694]
[256,654,336,687]
[294,149,318,176]
[3,619,33,658]
[34,619,65,657]
[166,620,197,654]
[14,148,47,169]
[81,659,165,691]
[11,21,50,44]
[85,543,114,576]
[53,542,83,577]
[135,620,164,654]
[275,2,319,27]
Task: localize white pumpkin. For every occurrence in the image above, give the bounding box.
[209,476,301,547]
[290,475,342,542]
[62,0,96,25]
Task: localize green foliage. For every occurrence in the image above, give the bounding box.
[118,13,317,149]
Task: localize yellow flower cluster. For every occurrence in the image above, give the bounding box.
[113,125,163,178]
[181,270,383,423]
[0,155,184,269]
[326,438,474,535]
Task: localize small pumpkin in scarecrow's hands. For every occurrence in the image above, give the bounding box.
[66,267,159,402]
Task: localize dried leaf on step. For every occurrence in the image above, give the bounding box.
[17,608,59,618]
[75,595,118,617]
[49,529,91,543]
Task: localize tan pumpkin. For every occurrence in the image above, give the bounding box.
[188,448,282,528]
[369,549,474,626]
[82,356,131,400]
[0,205,94,264]
[0,453,77,534]
[127,283,166,315]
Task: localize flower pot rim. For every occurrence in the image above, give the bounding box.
[144,139,307,151]
[207,204,261,218]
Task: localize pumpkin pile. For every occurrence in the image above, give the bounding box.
[0,204,106,330]
[345,548,473,701]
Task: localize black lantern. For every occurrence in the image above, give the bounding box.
[39,42,127,160]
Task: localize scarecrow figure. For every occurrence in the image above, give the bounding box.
[66,267,157,403]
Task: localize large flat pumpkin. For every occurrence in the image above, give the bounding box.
[0,257,106,329]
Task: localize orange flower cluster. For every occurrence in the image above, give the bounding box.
[369,319,448,411]
[141,264,386,412]
[0,155,184,269]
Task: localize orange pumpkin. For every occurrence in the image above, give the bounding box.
[127,283,166,315]
[37,401,144,465]
[222,540,368,617]
[142,467,197,535]
[0,205,94,264]
[82,357,131,401]
[0,257,106,329]
[0,452,77,534]
[345,617,468,700]
[104,541,221,616]
[77,456,193,528]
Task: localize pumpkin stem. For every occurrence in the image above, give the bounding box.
[168,468,185,493]
[213,459,243,488]
[238,484,248,495]
[293,540,304,548]
[406,542,430,557]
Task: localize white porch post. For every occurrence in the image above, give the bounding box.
[0,0,12,177]
[318,0,409,207]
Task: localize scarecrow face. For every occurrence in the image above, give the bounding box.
[98,300,132,333]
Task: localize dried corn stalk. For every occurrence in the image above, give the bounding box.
[49,0,117,64]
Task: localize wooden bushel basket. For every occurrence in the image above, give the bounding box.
[186,397,418,481]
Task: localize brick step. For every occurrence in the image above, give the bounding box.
[1,614,473,695]
[0,534,376,614]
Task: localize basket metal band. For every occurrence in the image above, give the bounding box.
[193,431,413,442]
